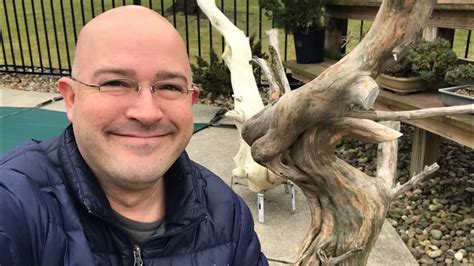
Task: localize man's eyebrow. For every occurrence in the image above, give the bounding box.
[156,71,188,84]
[91,68,188,84]
[92,68,136,78]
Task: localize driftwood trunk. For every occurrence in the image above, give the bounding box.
[198,0,474,264]
[242,0,438,265]
[197,0,285,193]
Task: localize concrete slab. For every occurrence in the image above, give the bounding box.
[1,88,62,108]
[192,104,235,125]
[1,88,417,265]
[41,100,67,112]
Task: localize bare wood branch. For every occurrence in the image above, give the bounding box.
[348,104,474,121]
[197,0,285,192]
[327,118,402,146]
[376,121,401,188]
[347,75,380,110]
[392,163,439,198]
[319,246,365,266]
[197,0,263,112]
[267,29,291,94]
[266,29,281,59]
[250,57,280,104]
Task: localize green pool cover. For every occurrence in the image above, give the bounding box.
[0,107,208,154]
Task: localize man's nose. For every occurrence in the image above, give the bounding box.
[124,85,164,125]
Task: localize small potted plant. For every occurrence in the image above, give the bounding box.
[439,63,474,106]
[408,38,458,90]
[261,0,327,64]
[376,55,427,93]
[377,38,459,94]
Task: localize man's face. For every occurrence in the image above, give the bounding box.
[59,13,198,190]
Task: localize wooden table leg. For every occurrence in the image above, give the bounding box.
[410,128,442,176]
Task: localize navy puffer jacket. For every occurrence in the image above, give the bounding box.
[0,125,267,265]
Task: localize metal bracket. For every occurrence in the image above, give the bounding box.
[258,192,265,223]
[257,181,296,224]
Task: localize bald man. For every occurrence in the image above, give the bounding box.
[0,6,267,265]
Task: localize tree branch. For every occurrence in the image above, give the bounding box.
[250,57,280,104]
[267,29,291,94]
[346,75,380,110]
[392,163,439,198]
[376,121,400,188]
[327,118,402,145]
[348,104,474,121]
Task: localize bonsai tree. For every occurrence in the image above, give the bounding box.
[260,0,327,34]
[444,63,474,86]
[383,56,417,78]
[379,38,459,92]
[408,37,458,88]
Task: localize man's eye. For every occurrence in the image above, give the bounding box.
[159,84,184,92]
[101,79,133,88]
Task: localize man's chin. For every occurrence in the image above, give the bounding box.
[108,167,166,189]
[118,143,162,157]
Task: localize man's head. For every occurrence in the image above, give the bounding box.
[58,6,199,191]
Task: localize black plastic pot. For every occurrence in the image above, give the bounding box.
[287,73,304,90]
[293,28,325,64]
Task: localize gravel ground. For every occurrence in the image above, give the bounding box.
[337,127,473,265]
[1,73,473,265]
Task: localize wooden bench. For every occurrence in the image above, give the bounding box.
[283,60,474,175]
[323,1,474,59]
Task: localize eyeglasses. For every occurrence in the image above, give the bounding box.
[70,77,195,100]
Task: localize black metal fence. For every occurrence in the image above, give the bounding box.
[1,0,472,76]
[1,0,281,76]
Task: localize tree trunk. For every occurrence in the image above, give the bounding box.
[240,1,440,264]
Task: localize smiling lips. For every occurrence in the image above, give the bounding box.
[112,132,170,138]
[108,130,173,147]
[108,132,171,156]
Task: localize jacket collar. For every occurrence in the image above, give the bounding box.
[58,124,206,229]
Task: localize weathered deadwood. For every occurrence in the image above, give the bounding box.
[241,0,440,265]
[392,163,439,198]
[251,29,291,104]
[250,57,280,104]
[267,29,291,95]
[197,0,284,192]
[266,125,394,265]
[348,104,474,121]
[376,121,400,187]
[199,0,472,265]
[242,0,438,162]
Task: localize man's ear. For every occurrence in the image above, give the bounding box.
[58,77,76,123]
[191,84,201,104]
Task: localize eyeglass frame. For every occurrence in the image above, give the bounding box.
[70,76,196,100]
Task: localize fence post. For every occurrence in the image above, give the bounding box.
[133,0,141,5]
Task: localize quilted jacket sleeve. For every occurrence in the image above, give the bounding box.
[232,196,269,266]
[0,174,35,265]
